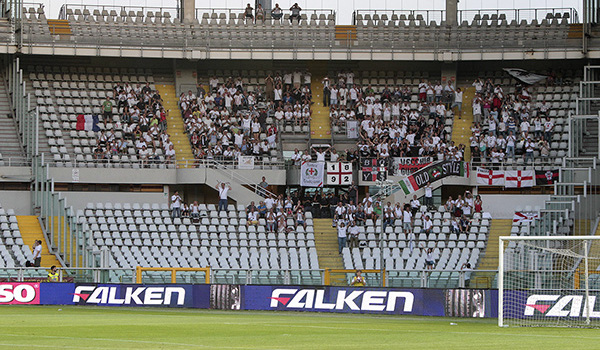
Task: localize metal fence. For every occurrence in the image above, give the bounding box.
[0,266,494,288]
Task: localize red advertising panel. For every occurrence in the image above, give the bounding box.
[0,283,40,305]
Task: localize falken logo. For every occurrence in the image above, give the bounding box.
[524,295,600,318]
[72,286,186,305]
[269,288,414,312]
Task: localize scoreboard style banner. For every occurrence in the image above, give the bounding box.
[393,157,433,176]
[1,283,498,318]
[360,158,389,183]
[326,162,353,185]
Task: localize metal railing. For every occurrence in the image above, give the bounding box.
[6,57,37,162]
[32,154,92,268]
[0,266,496,288]
[57,4,335,22]
[17,15,583,57]
[353,7,578,25]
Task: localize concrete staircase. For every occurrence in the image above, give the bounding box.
[471,219,512,288]
[16,216,61,268]
[451,86,475,161]
[308,63,332,140]
[156,83,195,168]
[312,219,345,284]
[0,73,24,159]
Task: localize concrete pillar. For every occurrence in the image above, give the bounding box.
[446,0,458,25]
[182,0,195,23]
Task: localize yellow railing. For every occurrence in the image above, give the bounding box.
[573,268,600,289]
[136,266,211,284]
[324,269,385,287]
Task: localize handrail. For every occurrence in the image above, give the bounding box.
[207,159,277,199]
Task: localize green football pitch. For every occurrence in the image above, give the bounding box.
[0,306,598,349]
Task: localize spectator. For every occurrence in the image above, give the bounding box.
[171,191,182,218]
[255,4,265,22]
[247,207,259,227]
[266,208,277,232]
[424,248,435,270]
[32,240,42,267]
[101,96,113,123]
[47,265,59,282]
[348,221,359,248]
[402,205,413,235]
[289,3,302,23]
[295,209,306,229]
[217,181,231,212]
[423,215,433,234]
[424,182,433,209]
[350,270,366,286]
[271,3,283,20]
[474,195,483,213]
[244,3,254,21]
[410,195,421,215]
[258,176,269,196]
[190,201,200,221]
[337,221,347,254]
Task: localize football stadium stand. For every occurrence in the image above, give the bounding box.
[0,3,597,292]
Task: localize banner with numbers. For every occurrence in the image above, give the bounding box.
[361,167,387,182]
[326,162,352,185]
[300,162,324,187]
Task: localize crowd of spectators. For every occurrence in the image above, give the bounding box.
[468,78,557,165]
[179,76,278,162]
[93,82,172,165]
[321,71,465,162]
[245,194,307,234]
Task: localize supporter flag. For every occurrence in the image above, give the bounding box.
[503,68,547,85]
[76,114,100,131]
[535,169,559,185]
[399,176,419,194]
[327,162,352,185]
[505,170,535,188]
[361,167,387,182]
[513,211,539,223]
[300,161,324,187]
[476,168,505,186]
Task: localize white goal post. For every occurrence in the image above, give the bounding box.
[499,235,600,328]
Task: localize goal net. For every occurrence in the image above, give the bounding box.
[499,235,600,328]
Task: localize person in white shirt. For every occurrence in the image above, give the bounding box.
[424,182,434,209]
[171,191,182,218]
[402,206,413,234]
[247,207,259,227]
[311,145,330,162]
[337,221,347,254]
[423,215,433,234]
[32,240,42,267]
[217,181,231,212]
[410,195,421,215]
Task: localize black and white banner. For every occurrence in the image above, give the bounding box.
[503,68,547,85]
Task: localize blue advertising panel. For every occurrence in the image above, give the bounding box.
[34,283,497,318]
[503,289,600,320]
[39,283,210,308]
[244,285,447,316]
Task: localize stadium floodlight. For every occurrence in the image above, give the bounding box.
[499,235,600,328]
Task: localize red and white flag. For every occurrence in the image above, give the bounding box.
[505,170,534,188]
[476,168,505,186]
[513,211,539,223]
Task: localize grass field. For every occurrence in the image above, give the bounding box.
[0,306,599,349]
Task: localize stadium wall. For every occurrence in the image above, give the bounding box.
[479,195,550,219]
[0,282,498,318]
